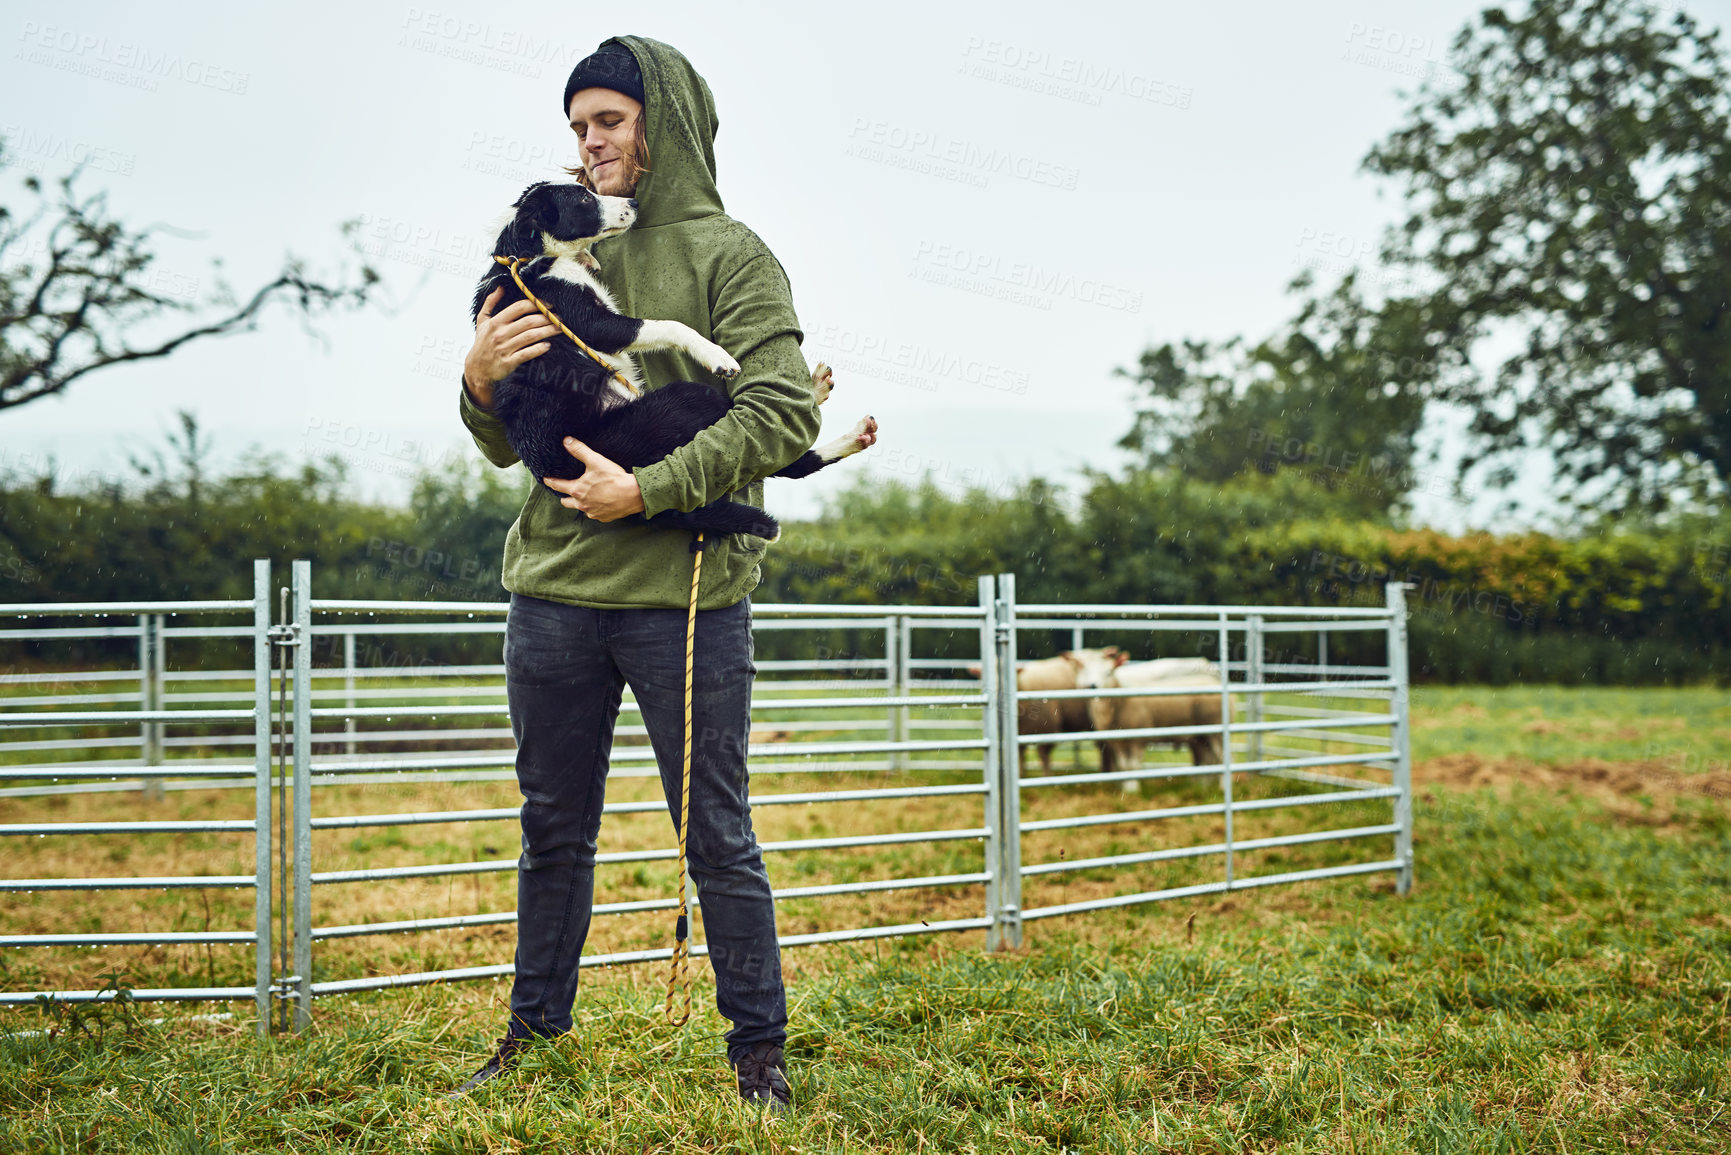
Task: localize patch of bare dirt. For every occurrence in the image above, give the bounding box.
[1520,720,1571,735]
[1411,703,1488,730]
[1417,753,1731,827]
[1518,716,1686,741]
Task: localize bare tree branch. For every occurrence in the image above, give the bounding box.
[0,139,377,412]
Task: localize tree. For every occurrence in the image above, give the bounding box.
[0,140,377,412]
[1116,274,1431,520]
[1363,0,1731,513]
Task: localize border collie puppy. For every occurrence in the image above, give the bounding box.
[473,181,877,542]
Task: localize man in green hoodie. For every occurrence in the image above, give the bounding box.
[447,37,823,1113]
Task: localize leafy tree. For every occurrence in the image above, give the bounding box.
[1116,275,1431,520]
[1363,0,1731,513]
[0,140,377,411]
[394,457,528,601]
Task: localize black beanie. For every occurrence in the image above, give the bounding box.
[562,41,645,115]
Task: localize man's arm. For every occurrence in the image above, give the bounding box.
[632,254,823,519]
[457,287,559,469]
[459,382,521,468]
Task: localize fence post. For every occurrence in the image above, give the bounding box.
[992,573,1022,949]
[895,615,912,771]
[343,631,357,758]
[138,614,164,800]
[978,578,1003,950]
[1247,614,1264,764]
[251,560,273,1035]
[1070,625,1085,770]
[292,559,314,1029]
[136,614,150,778]
[884,616,901,770]
[1385,581,1414,895]
[1217,612,1234,889]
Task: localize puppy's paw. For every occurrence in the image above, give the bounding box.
[704,344,741,379]
[811,361,834,404]
[815,414,879,463]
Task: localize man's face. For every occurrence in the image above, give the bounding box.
[568,88,644,197]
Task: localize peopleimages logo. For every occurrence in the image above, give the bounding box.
[845,119,1081,192]
[15,21,250,94]
[351,211,493,280]
[395,8,589,79]
[910,239,1143,314]
[1338,21,1463,91]
[1305,551,1535,626]
[870,446,1044,507]
[0,125,136,176]
[806,323,1030,397]
[461,130,569,182]
[958,37,1193,109]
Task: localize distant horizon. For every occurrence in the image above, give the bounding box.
[0,401,1552,538]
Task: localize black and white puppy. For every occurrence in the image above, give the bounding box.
[473,181,877,542]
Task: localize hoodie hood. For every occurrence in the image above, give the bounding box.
[596,36,724,230]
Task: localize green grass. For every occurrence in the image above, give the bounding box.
[1410,685,1731,770]
[3,777,1727,1151]
[3,682,1728,1150]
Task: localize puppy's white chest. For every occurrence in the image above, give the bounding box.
[547,256,642,399]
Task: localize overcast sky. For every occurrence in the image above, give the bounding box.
[5,0,1726,530]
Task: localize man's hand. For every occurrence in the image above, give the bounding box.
[463,287,560,409]
[543,437,645,522]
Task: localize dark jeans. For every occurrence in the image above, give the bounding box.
[501,591,786,1061]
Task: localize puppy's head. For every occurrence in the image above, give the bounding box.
[490,182,637,261]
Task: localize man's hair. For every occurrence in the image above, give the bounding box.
[565,113,652,192]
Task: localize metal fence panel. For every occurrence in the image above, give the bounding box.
[0,565,1412,1029]
[1009,584,1411,925]
[0,567,274,1018]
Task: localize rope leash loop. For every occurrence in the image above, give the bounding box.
[664,530,705,1026]
[490,253,698,1026]
[493,255,640,397]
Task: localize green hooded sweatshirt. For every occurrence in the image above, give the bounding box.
[459,35,823,610]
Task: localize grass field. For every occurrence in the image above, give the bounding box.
[2,684,1727,1152]
[1410,685,1731,769]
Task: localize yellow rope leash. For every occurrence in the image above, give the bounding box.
[664,530,704,1026]
[493,255,640,397]
[490,253,698,1025]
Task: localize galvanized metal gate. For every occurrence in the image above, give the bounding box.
[0,563,1412,1033]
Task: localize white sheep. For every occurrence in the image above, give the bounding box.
[1083,659,1229,793]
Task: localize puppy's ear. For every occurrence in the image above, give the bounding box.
[496,184,552,259]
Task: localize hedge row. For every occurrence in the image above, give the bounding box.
[758,472,1728,684]
[0,460,1723,684]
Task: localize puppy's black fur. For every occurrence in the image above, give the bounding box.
[472,182,837,542]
